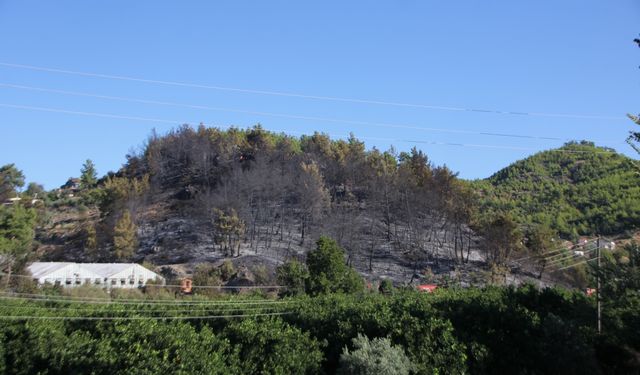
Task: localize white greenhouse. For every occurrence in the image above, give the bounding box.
[27,262,165,289]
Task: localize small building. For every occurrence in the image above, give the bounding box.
[27,262,164,289]
[60,178,81,192]
[2,197,21,206]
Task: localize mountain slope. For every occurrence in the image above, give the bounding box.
[473,141,640,238]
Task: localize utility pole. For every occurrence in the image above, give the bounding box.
[596,236,601,334]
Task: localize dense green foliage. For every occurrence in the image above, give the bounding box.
[1,284,637,374]
[0,164,24,202]
[80,159,98,189]
[276,258,308,297]
[305,236,364,295]
[276,237,364,297]
[0,204,37,275]
[474,141,640,238]
[337,334,414,375]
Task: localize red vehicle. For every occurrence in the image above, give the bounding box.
[417,284,438,293]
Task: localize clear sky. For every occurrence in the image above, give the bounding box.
[1,1,639,189]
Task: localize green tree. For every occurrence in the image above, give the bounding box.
[276,259,309,296]
[480,213,523,267]
[84,224,98,256]
[80,159,98,188]
[222,318,324,374]
[306,236,364,295]
[213,208,245,257]
[113,210,137,260]
[525,224,557,278]
[0,164,25,201]
[0,204,36,284]
[338,334,414,375]
[23,182,45,199]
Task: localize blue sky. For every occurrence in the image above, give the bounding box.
[0,1,638,189]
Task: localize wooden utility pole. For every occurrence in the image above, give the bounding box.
[596,237,601,334]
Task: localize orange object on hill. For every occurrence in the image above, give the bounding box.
[181,278,193,294]
[417,284,438,293]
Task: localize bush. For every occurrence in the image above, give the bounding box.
[222,318,324,374]
[192,263,222,297]
[276,259,309,296]
[338,334,414,375]
[220,259,235,281]
[379,279,394,295]
[305,236,364,295]
[252,265,272,285]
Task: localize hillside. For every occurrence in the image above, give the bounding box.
[33,125,484,285]
[473,141,640,239]
[22,132,640,289]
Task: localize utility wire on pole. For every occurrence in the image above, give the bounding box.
[597,236,602,334]
[542,237,603,334]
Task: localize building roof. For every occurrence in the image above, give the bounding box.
[27,262,162,280]
[28,262,75,279]
[81,263,141,278]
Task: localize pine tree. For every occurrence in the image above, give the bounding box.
[213,208,245,257]
[85,224,98,256]
[113,211,137,260]
[80,159,98,189]
[0,204,36,285]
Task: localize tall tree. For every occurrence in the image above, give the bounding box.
[113,210,137,260]
[80,159,98,188]
[296,161,329,245]
[525,224,557,278]
[305,236,363,295]
[0,205,36,284]
[480,213,523,267]
[0,164,25,202]
[213,208,246,257]
[627,37,640,157]
[24,182,45,199]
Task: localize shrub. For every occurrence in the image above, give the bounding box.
[276,259,309,296]
[338,334,414,375]
[305,236,364,295]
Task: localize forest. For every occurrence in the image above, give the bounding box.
[474,141,640,239]
[1,126,640,284]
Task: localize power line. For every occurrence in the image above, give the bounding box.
[0,102,621,155]
[540,246,598,267]
[1,271,285,289]
[0,62,624,121]
[556,258,598,271]
[0,103,179,124]
[0,304,286,313]
[157,284,285,289]
[0,311,292,320]
[512,245,573,262]
[0,293,296,306]
[0,82,586,142]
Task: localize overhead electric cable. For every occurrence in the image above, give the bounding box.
[0,293,295,306]
[0,311,293,320]
[0,102,620,155]
[0,62,624,120]
[0,82,581,142]
[0,271,285,289]
[556,258,598,271]
[1,304,286,314]
[545,249,599,268]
